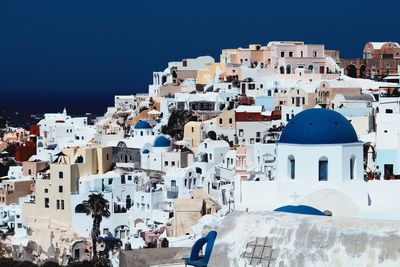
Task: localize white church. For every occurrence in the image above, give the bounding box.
[235,108,400,219]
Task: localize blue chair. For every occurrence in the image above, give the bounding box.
[185,230,217,267]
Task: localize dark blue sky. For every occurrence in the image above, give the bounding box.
[1,0,399,115]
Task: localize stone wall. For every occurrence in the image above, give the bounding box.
[209,211,400,267]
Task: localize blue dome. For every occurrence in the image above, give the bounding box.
[142,149,150,154]
[134,120,152,129]
[274,205,326,216]
[279,109,358,145]
[154,136,171,147]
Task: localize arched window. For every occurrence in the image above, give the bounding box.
[76,155,84,163]
[280,66,285,74]
[286,65,291,74]
[319,156,328,181]
[288,155,295,179]
[308,65,313,72]
[350,156,356,180]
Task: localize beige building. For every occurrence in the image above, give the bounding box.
[285,88,317,109]
[0,179,34,205]
[197,62,228,85]
[183,110,236,148]
[184,121,205,148]
[172,189,218,237]
[22,146,113,229]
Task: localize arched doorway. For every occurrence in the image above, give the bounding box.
[346,64,357,78]
[126,195,132,210]
[301,189,359,217]
[359,65,366,78]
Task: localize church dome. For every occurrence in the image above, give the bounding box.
[154,136,171,147]
[279,108,358,145]
[134,120,152,129]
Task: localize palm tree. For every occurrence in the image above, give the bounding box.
[81,193,111,261]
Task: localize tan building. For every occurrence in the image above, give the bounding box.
[341,41,400,79]
[0,179,34,205]
[22,146,113,229]
[183,110,236,148]
[197,62,228,85]
[172,189,218,237]
[184,121,205,148]
[285,88,317,109]
[317,81,361,108]
[22,160,49,177]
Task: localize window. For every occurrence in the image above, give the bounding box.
[280,51,285,58]
[17,223,22,228]
[267,90,272,96]
[191,127,194,133]
[219,118,223,124]
[45,198,49,208]
[184,179,187,187]
[286,65,291,74]
[319,157,328,181]
[61,200,65,210]
[103,228,109,235]
[76,155,84,163]
[229,118,233,124]
[59,172,63,179]
[106,153,109,160]
[45,188,48,193]
[128,175,132,181]
[59,186,63,193]
[56,200,60,209]
[350,156,355,180]
[313,51,317,57]
[121,176,126,184]
[28,169,32,175]
[256,132,261,138]
[171,161,175,167]
[300,51,304,57]
[288,155,295,179]
[165,161,169,166]
[239,129,244,137]
[289,52,293,57]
